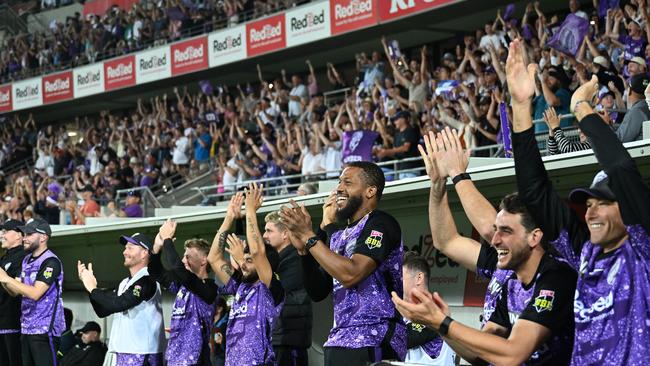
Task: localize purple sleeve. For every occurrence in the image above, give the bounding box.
[219,277,239,295]
[123,204,143,218]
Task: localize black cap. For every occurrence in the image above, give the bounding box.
[119,232,153,252]
[569,171,616,204]
[18,218,52,237]
[629,74,650,95]
[127,189,141,198]
[548,66,570,88]
[78,321,101,333]
[391,110,409,122]
[1,219,24,231]
[81,184,95,193]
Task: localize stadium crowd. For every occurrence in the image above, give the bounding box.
[4,0,650,227]
[0,0,311,84]
[0,0,650,365]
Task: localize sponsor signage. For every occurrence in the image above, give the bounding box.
[378,0,461,21]
[12,78,42,110]
[247,14,286,57]
[136,45,171,84]
[74,63,104,98]
[42,71,73,104]
[286,2,331,47]
[208,25,247,68]
[0,84,12,113]
[330,0,377,35]
[104,55,136,91]
[171,37,208,76]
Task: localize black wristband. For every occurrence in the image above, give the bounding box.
[439,316,454,336]
[451,173,471,186]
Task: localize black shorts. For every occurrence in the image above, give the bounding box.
[324,344,398,366]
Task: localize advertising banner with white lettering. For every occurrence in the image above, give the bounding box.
[208,25,247,68]
[378,0,462,22]
[171,36,208,76]
[42,71,74,104]
[286,1,330,47]
[136,45,171,84]
[104,55,136,91]
[0,84,12,113]
[247,14,286,57]
[329,0,377,35]
[12,77,42,111]
[74,63,104,98]
[398,210,478,306]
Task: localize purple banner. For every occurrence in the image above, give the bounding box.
[199,80,213,95]
[342,130,379,164]
[547,14,590,57]
[499,102,512,158]
[503,4,515,20]
[598,0,619,18]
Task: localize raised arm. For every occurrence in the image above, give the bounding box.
[243,183,273,287]
[208,193,244,285]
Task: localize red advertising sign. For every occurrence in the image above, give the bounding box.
[171,37,209,76]
[330,0,377,35]
[103,55,136,91]
[378,0,461,22]
[0,84,12,113]
[246,14,286,57]
[462,270,489,307]
[83,0,138,17]
[42,71,73,104]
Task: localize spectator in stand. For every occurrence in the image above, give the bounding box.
[533,65,572,133]
[375,111,420,179]
[287,73,308,118]
[108,189,143,218]
[617,73,650,142]
[543,107,591,155]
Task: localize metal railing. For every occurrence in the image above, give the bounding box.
[115,185,162,217]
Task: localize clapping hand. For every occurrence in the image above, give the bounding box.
[279,200,315,244]
[77,260,98,292]
[244,183,264,213]
[505,39,537,105]
[225,234,245,267]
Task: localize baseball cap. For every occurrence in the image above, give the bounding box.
[391,110,409,122]
[629,73,650,95]
[627,56,647,68]
[593,56,609,69]
[548,66,569,88]
[127,189,141,198]
[18,218,52,237]
[119,232,153,252]
[78,321,101,334]
[0,219,24,231]
[569,171,616,204]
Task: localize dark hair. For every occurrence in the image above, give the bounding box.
[347,161,385,201]
[403,251,430,282]
[498,193,537,232]
[64,308,73,331]
[215,296,229,314]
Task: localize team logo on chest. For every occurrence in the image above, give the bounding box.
[410,323,426,332]
[365,230,383,249]
[533,290,555,313]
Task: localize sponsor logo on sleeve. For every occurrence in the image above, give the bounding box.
[533,289,555,313]
[365,230,383,249]
[43,267,53,279]
[410,322,425,332]
[132,284,142,297]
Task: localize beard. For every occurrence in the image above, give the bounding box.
[23,238,39,253]
[501,245,531,271]
[335,195,364,223]
[242,271,259,284]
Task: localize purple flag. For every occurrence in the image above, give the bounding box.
[503,4,515,20]
[498,102,513,158]
[547,14,590,57]
[522,23,534,40]
[598,0,619,18]
[199,80,213,95]
[342,130,379,164]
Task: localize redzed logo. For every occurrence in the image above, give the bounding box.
[106,63,133,78]
[330,0,376,35]
[0,86,10,113]
[171,37,208,75]
[77,70,101,85]
[44,78,70,93]
[104,56,136,90]
[15,85,39,98]
[0,90,10,103]
[247,14,286,57]
[43,72,73,103]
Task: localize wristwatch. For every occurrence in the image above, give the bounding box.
[305,236,320,252]
[439,316,454,336]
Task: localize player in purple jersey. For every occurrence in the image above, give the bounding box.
[402,252,456,365]
[393,130,576,365]
[280,161,406,365]
[0,218,65,366]
[0,219,26,366]
[417,127,515,328]
[507,37,650,366]
[78,232,165,366]
[149,219,218,366]
[207,186,284,366]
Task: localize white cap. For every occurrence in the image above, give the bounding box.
[593,56,609,68]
